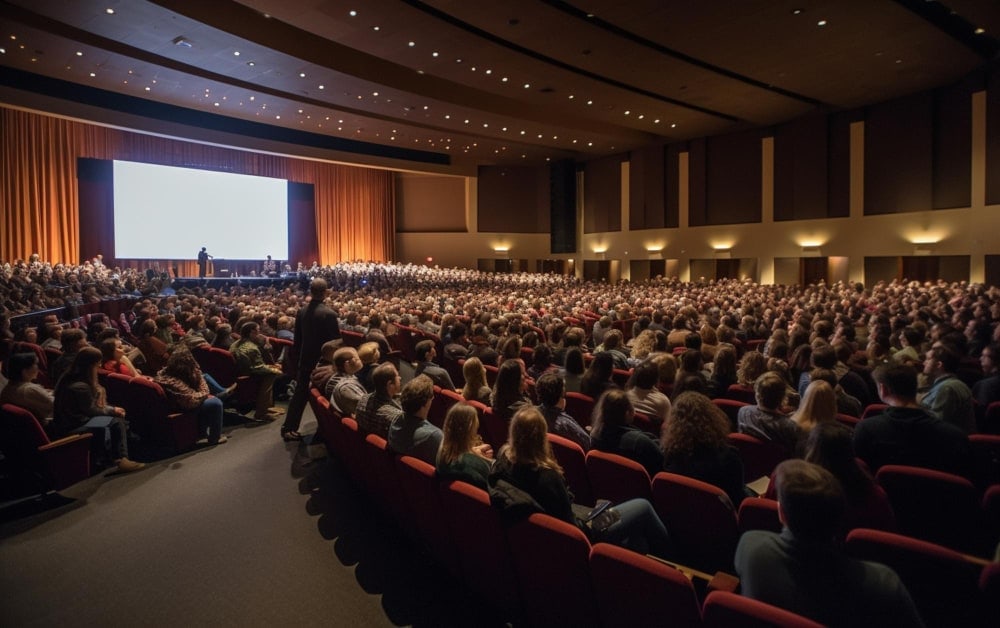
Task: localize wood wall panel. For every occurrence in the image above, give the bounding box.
[584,155,623,233]
[864,92,933,215]
[703,130,762,225]
[477,165,549,233]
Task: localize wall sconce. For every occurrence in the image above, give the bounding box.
[913,245,933,257]
[646,245,664,260]
[494,246,510,258]
[801,246,821,257]
[713,247,732,259]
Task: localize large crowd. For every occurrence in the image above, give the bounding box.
[2,256,999,626]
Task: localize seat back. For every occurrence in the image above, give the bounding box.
[0,403,92,491]
[846,528,989,627]
[478,405,509,452]
[393,456,459,577]
[703,591,822,628]
[712,398,748,432]
[428,386,463,430]
[192,346,238,387]
[727,433,789,480]
[340,329,365,348]
[103,372,133,407]
[590,542,702,628]
[970,434,1000,486]
[439,480,521,615]
[737,497,782,535]
[834,413,860,430]
[725,384,756,404]
[507,512,599,628]
[127,376,199,451]
[876,464,986,556]
[548,433,595,506]
[361,433,407,523]
[585,450,652,503]
[651,472,738,574]
[564,392,596,428]
[861,403,889,420]
[309,391,340,452]
[611,368,632,387]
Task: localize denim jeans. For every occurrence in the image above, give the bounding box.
[76,414,129,461]
[598,498,675,561]
[198,396,224,444]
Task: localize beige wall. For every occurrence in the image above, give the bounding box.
[396,92,998,285]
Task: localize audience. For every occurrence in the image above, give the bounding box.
[737,372,801,456]
[534,372,591,451]
[590,389,663,478]
[461,356,492,404]
[355,362,403,439]
[0,352,54,426]
[386,374,442,465]
[435,402,493,489]
[154,347,226,446]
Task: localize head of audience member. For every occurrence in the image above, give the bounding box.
[653,353,678,386]
[160,346,201,386]
[504,406,561,473]
[535,372,565,408]
[713,344,738,380]
[737,351,768,387]
[773,459,846,544]
[792,380,837,431]
[318,339,340,365]
[60,346,103,388]
[499,335,522,362]
[810,343,837,370]
[372,362,401,398]
[494,359,528,403]
[754,372,787,411]
[923,343,960,380]
[400,374,434,418]
[462,356,489,400]
[99,337,125,365]
[603,329,624,351]
[630,360,659,392]
[358,341,380,366]
[672,372,708,399]
[804,422,871,504]
[980,342,999,376]
[438,403,481,466]
[661,391,731,459]
[60,328,88,353]
[309,278,330,301]
[532,343,553,371]
[333,347,362,375]
[564,347,586,376]
[591,388,634,439]
[584,352,615,383]
[6,352,40,384]
[873,363,918,404]
[415,339,438,364]
[450,323,468,345]
[679,348,703,374]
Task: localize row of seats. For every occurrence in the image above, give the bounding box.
[305,387,820,627]
[307,386,1000,627]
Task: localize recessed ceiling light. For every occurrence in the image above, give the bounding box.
[817,19,827,26]
[299,72,306,78]
[214,102,220,106]
[975,27,985,35]
[145,86,151,91]
[247,61,255,66]
[89,72,96,77]
[105,8,115,15]
[485,69,492,74]
[792,8,802,15]
[464,119,469,124]
[349,10,357,17]
[372,91,379,96]
[520,131,526,135]
[373,26,380,31]
[76,51,83,56]
[671,123,677,128]
[654,119,660,124]
[233,51,240,56]
[408,41,415,47]
[250,96,255,101]
[276,115,281,119]
[537,134,543,138]
[471,67,476,71]
[483,123,488,128]
[638,114,644,119]
[318,85,324,89]
[523,83,530,88]
[501,77,508,82]
[896,59,902,64]
[432,51,439,57]
[587,142,593,146]
[568,95,574,99]
[502,127,507,131]
[0,48,6,54]
[624,110,630,115]
[298,109,303,113]
[444,114,450,119]
[586,100,593,105]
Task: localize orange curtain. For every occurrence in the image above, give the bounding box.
[0,105,394,266]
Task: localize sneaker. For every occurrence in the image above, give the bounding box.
[116,458,146,473]
[210,435,229,445]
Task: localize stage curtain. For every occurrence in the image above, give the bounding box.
[0,105,395,267]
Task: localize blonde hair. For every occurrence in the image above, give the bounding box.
[502,406,562,475]
[792,380,837,431]
[438,403,480,466]
[462,356,488,401]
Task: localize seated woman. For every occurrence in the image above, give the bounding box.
[490,406,674,560]
[0,352,54,428]
[436,403,494,489]
[154,347,227,446]
[52,346,145,472]
[791,379,837,434]
[136,318,169,376]
[625,359,671,426]
[461,356,492,405]
[580,352,618,400]
[706,344,738,399]
[526,343,557,381]
[590,389,664,478]
[100,337,140,377]
[662,391,748,508]
[491,359,531,422]
[561,347,586,394]
[802,422,896,534]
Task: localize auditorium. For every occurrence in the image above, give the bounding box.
[1,2,999,626]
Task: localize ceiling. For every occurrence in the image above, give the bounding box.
[0,0,998,174]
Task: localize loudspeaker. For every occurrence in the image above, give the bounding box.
[550,159,576,254]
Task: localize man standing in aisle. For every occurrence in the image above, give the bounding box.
[281,278,341,441]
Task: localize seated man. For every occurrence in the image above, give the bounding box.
[230,322,282,421]
[443,322,469,361]
[355,362,403,438]
[535,372,591,451]
[329,347,366,417]
[735,459,922,627]
[49,327,87,384]
[737,372,800,456]
[921,343,975,433]
[387,374,442,465]
[414,339,456,391]
[855,363,972,477]
[355,341,380,393]
[310,339,339,392]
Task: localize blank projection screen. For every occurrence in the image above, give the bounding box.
[112,160,289,260]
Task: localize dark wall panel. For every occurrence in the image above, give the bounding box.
[687,139,707,226]
[629,144,665,230]
[828,112,853,219]
[702,130,762,225]
[478,165,549,233]
[665,145,681,228]
[774,115,828,221]
[550,159,577,254]
[584,155,623,234]
[932,78,975,210]
[864,92,933,215]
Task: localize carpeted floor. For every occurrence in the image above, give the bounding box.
[0,402,506,628]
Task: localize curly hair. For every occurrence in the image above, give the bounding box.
[661,391,731,458]
[737,351,768,387]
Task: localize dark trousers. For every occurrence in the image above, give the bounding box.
[282,369,311,433]
[75,415,129,463]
